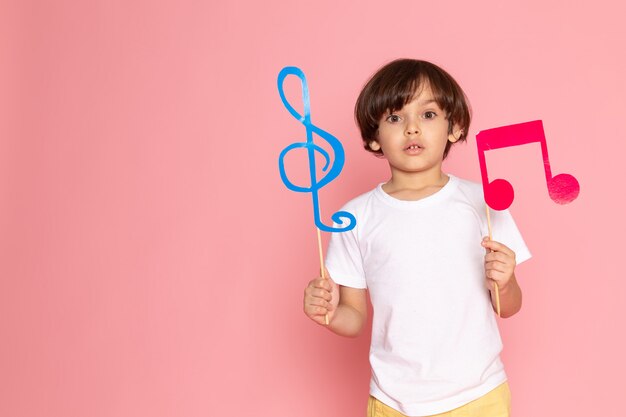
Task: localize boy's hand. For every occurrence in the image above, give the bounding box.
[481,237,516,291]
[303,269,340,325]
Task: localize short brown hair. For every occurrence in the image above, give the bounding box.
[355,59,471,159]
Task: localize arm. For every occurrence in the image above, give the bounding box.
[303,272,368,337]
[489,272,522,318]
[328,286,368,337]
[482,237,523,318]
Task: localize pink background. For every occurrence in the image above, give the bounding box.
[1,1,624,416]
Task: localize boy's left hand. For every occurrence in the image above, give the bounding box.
[481,237,516,291]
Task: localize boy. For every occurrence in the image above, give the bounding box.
[303,59,531,417]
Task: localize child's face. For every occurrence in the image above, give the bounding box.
[371,83,459,178]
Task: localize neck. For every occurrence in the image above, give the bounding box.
[387,164,447,190]
[382,166,449,201]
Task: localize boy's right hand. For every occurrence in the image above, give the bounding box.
[303,270,340,325]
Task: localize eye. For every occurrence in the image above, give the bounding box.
[385,114,402,123]
[422,111,437,120]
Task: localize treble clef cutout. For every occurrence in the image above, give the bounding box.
[277,67,356,232]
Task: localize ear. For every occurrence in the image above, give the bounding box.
[369,140,381,151]
[448,126,463,143]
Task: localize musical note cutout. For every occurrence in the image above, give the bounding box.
[277,66,356,232]
[477,120,580,211]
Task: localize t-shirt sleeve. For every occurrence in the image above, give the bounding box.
[488,208,532,265]
[325,221,367,289]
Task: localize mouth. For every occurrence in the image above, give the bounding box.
[404,143,423,151]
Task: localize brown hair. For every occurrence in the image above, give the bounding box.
[355,59,471,159]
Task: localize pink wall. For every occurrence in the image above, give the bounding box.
[1,1,624,416]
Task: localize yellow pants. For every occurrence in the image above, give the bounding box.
[367,382,511,417]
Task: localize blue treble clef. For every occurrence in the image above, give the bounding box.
[277,66,356,233]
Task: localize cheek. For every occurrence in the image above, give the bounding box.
[377,124,403,139]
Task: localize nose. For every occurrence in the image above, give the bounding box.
[405,123,419,135]
[405,117,420,135]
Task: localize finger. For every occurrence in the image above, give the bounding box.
[484,251,512,264]
[485,268,496,280]
[307,296,332,310]
[323,268,338,291]
[305,291,329,305]
[304,302,323,315]
[326,275,337,289]
[305,306,326,324]
[481,239,515,257]
[485,257,514,273]
[309,305,329,317]
[304,286,329,303]
[485,278,500,291]
[312,278,332,292]
[312,313,330,325]
[306,287,331,302]
[314,288,332,301]
[485,269,508,283]
[320,266,331,280]
[485,261,508,274]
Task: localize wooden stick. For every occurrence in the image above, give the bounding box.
[317,227,329,325]
[485,205,501,317]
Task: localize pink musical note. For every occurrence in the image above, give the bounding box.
[476,120,580,211]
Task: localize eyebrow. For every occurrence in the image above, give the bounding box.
[386,98,439,115]
[418,98,437,106]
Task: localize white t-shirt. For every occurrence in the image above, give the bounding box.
[325,174,531,416]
